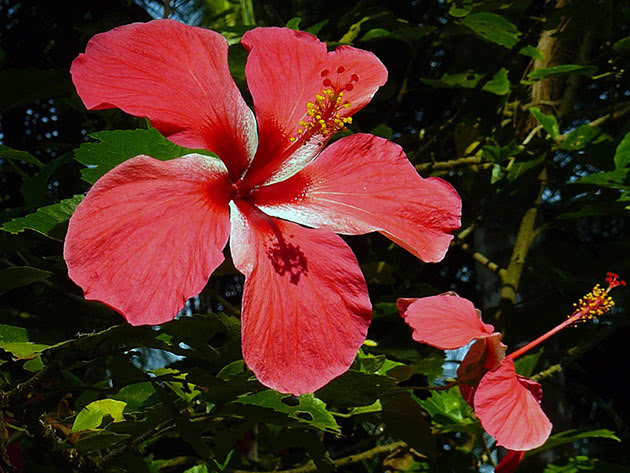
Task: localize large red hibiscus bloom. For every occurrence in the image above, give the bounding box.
[65,20,461,394]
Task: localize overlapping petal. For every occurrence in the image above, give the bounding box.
[457,334,506,384]
[64,155,232,326]
[252,134,461,262]
[71,19,257,179]
[474,359,552,451]
[229,200,372,394]
[241,28,388,187]
[495,450,526,473]
[398,292,494,349]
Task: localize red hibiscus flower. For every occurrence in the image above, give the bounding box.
[64,20,462,395]
[398,293,552,454]
[398,273,625,472]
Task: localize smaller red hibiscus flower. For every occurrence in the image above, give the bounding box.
[398,273,625,472]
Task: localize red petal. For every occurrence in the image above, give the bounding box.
[71,20,257,179]
[252,134,461,262]
[398,293,495,350]
[64,155,232,325]
[229,200,371,394]
[495,450,525,473]
[457,334,506,385]
[240,28,387,187]
[474,359,552,450]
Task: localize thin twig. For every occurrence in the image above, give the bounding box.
[228,441,407,473]
[416,156,484,172]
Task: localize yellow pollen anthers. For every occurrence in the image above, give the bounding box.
[570,273,625,323]
[571,284,615,322]
[288,67,359,143]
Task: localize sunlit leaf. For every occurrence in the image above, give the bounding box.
[74,128,217,184]
[235,391,340,434]
[482,68,510,95]
[286,17,301,30]
[529,107,560,139]
[519,45,544,60]
[0,324,50,359]
[72,399,127,432]
[417,389,474,424]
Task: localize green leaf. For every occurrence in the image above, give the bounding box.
[72,399,127,432]
[1,195,83,238]
[449,6,472,17]
[529,107,560,139]
[560,124,606,150]
[519,45,545,60]
[112,382,156,412]
[543,456,630,473]
[421,69,509,95]
[75,128,217,184]
[371,123,393,139]
[461,13,521,49]
[557,201,630,219]
[316,370,397,408]
[528,64,597,81]
[0,324,50,359]
[387,26,436,44]
[305,19,328,36]
[339,16,372,44]
[0,266,52,295]
[380,391,437,459]
[286,17,301,30]
[613,37,630,56]
[235,391,340,434]
[529,428,620,456]
[482,140,523,163]
[482,68,510,95]
[23,354,44,372]
[417,389,474,424]
[74,432,131,453]
[507,155,545,182]
[614,131,630,169]
[0,324,28,343]
[575,169,630,189]
[361,28,390,41]
[421,72,481,89]
[0,145,44,168]
[514,349,542,378]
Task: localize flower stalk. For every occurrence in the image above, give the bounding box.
[507,273,625,361]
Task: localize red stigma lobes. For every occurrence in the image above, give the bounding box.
[289,67,359,143]
[571,272,625,323]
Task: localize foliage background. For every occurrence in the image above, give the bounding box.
[1,0,629,472]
